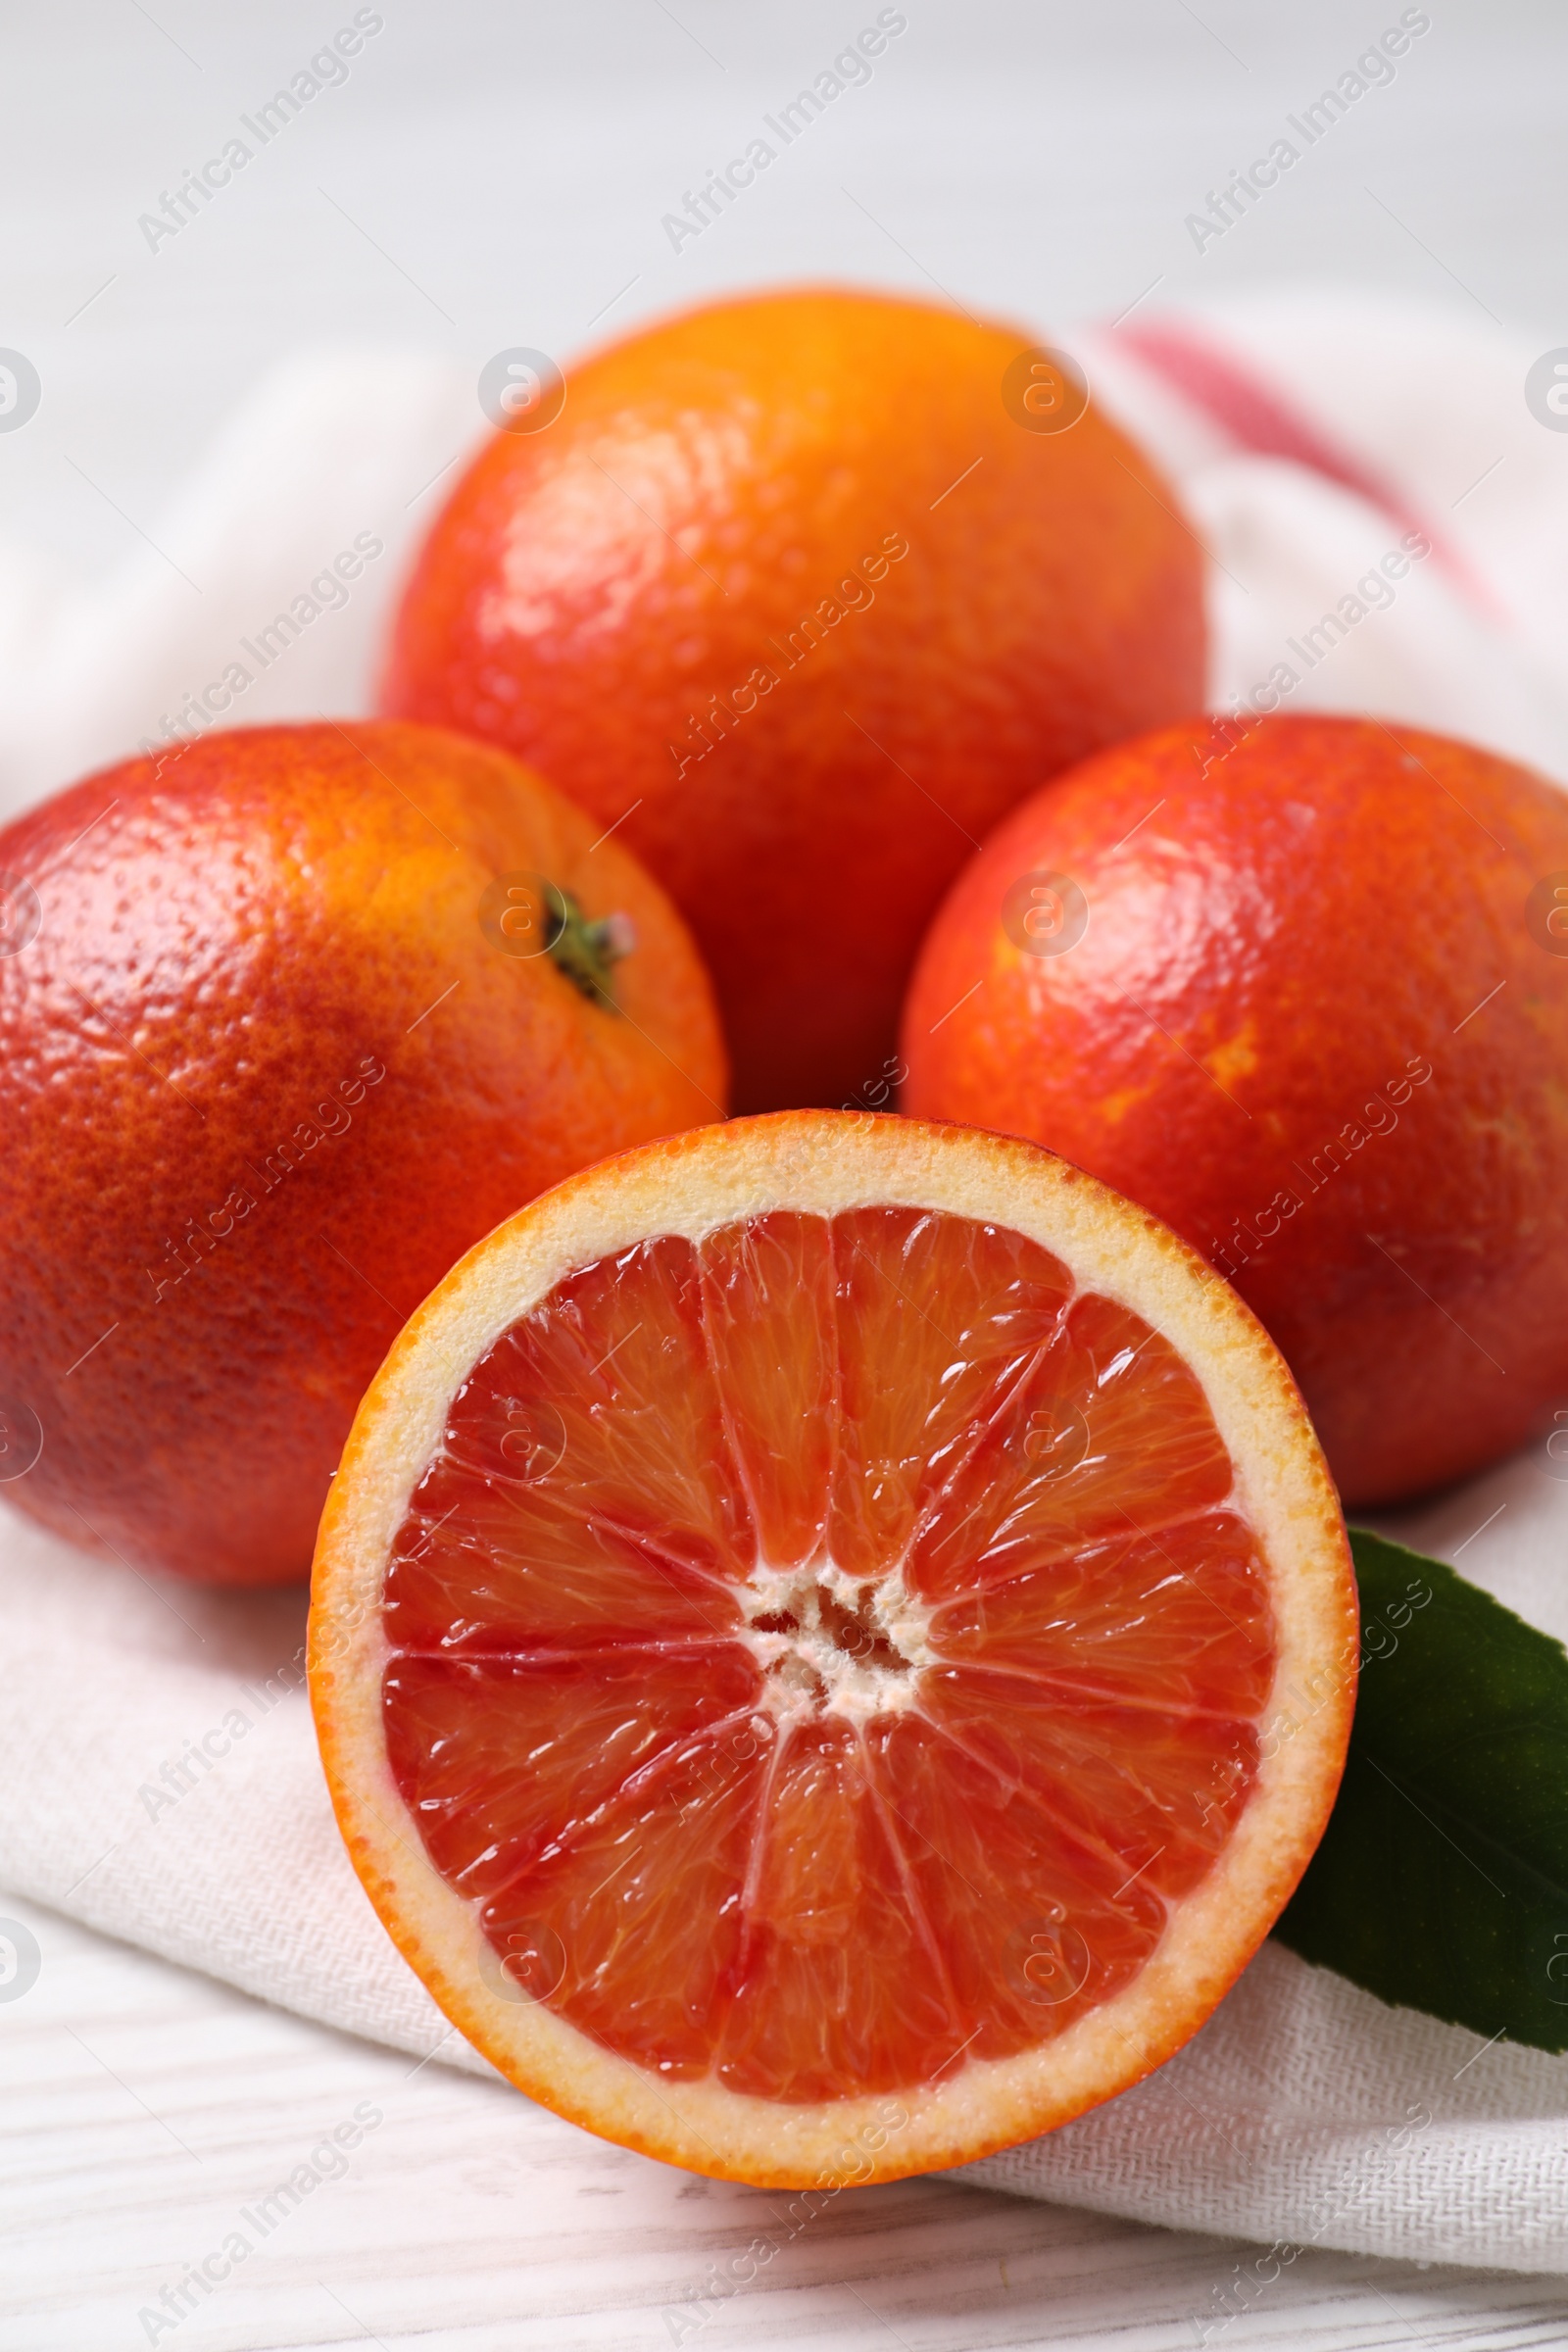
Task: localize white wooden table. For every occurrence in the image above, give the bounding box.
[2,1893,1565,2352]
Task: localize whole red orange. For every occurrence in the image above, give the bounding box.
[902,713,1568,1505]
[0,721,725,1584]
[380,287,1204,1111]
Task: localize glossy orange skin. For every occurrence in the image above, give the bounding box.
[380,287,1205,1112]
[0,721,725,1585]
[903,714,1568,1506]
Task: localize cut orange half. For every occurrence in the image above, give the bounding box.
[309,1111,1355,2187]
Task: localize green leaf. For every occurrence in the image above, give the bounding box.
[1274,1526,1568,2052]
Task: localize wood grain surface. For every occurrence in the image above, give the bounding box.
[2,1897,1566,2352]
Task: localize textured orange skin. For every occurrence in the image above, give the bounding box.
[0,721,726,1586]
[379,286,1205,1113]
[902,715,1568,1507]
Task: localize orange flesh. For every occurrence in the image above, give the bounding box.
[382,1208,1277,2104]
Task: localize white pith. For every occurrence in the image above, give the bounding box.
[736,1559,937,1725]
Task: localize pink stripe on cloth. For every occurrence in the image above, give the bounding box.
[1114,317,1494,613]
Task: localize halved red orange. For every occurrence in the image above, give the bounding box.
[309,1112,1354,2186]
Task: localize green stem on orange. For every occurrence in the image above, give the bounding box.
[545,887,636,1010]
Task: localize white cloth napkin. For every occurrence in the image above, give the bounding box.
[4,293,1568,2275]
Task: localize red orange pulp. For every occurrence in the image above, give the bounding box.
[311,1113,1354,2185]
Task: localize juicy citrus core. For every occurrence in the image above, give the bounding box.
[311,1115,1354,2184]
[384,1207,1274,2099]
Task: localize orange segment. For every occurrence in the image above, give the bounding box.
[696,1211,840,1573]
[823,1207,1075,1581]
[381,1645,760,1901]
[482,1717,766,2079]
[311,1111,1355,2187]
[716,1718,963,2101]
[909,1295,1235,1603]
